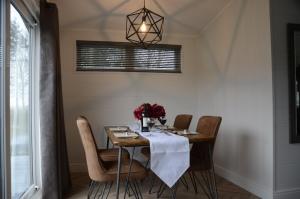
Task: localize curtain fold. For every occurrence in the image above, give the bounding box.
[40,0,71,198]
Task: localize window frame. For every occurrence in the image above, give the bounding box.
[76,41,182,73]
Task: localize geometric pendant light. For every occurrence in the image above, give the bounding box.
[126,0,164,48]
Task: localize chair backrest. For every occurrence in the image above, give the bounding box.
[76,116,105,181]
[173,114,193,130]
[195,116,222,140]
[190,116,222,170]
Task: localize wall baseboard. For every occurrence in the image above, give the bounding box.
[274,188,300,199]
[214,164,273,199]
[69,163,87,173]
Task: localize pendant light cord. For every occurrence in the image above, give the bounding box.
[144,0,145,8]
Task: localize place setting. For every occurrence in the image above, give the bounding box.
[108,126,139,139]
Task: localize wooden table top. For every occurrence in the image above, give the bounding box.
[104,126,214,147]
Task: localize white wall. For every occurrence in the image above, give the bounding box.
[60,29,200,171]
[196,0,273,198]
[270,0,300,198]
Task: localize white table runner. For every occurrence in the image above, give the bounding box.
[137,128,190,188]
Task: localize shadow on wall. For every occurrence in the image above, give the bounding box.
[237,130,260,178]
[199,0,267,183]
[200,0,247,85]
[62,0,211,37]
[152,0,203,34]
[62,0,130,40]
[215,126,260,178]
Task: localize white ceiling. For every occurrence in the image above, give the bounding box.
[55,0,232,34]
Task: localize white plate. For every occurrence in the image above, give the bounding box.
[109,127,128,131]
[176,131,198,135]
[156,125,175,130]
[113,132,138,138]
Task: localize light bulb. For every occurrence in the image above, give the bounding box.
[140,21,148,32]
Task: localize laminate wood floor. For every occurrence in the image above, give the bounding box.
[66,172,260,199]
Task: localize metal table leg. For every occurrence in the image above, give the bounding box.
[171,182,178,199]
[124,147,135,199]
[116,147,123,199]
[208,144,218,199]
[106,136,109,149]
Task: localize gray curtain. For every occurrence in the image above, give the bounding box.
[40,1,71,198]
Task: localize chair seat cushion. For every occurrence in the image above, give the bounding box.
[98,148,129,162]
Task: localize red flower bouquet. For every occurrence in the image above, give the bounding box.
[134,103,150,120]
[151,104,166,119]
[133,103,166,120]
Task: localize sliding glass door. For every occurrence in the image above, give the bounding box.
[10,4,33,198]
[8,1,39,198]
[1,0,39,198]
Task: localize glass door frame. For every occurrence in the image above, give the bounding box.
[10,1,41,198]
[1,0,40,198]
[1,0,11,198]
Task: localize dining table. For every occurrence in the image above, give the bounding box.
[104,125,216,199]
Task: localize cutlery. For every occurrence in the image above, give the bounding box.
[162,131,172,136]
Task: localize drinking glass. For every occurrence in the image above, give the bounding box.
[147,118,156,131]
[159,117,167,126]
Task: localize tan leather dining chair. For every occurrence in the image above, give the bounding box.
[173,114,193,130]
[188,116,222,198]
[77,116,129,162]
[76,116,147,198]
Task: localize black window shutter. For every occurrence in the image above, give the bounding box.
[76,41,181,73]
